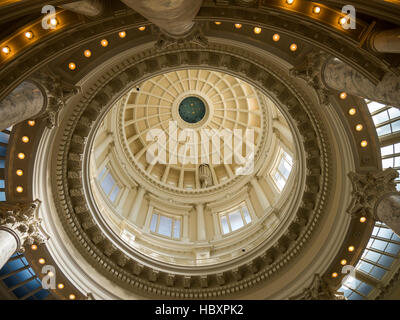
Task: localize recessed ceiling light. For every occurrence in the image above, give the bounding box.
[2,46,10,55]
[331,272,338,278]
[27,120,35,126]
[17,152,25,159]
[360,140,368,148]
[348,245,355,252]
[138,26,146,31]
[16,169,23,176]
[22,136,29,143]
[340,259,347,265]
[313,6,321,14]
[360,216,367,223]
[16,186,23,193]
[290,43,297,51]
[31,244,38,250]
[355,124,363,131]
[38,258,46,264]
[100,39,108,47]
[286,0,294,4]
[234,23,242,29]
[68,62,76,70]
[214,21,222,25]
[348,108,356,116]
[57,283,64,289]
[339,17,347,25]
[50,18,58,27]
[69,294,76,300]
[272,34,280,42]
[119,31,126,38]
[253,27,262,34]
[84,49,91,58]
[340,92,347,99]
[25,31,34,39]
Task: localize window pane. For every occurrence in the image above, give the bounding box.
[0,132,9,144]
[382,158,393,169]
[100,173,115,195]
[242,206,251,224]
[221,216,229,234]
[173,220,180,239]
[391,120,400,133]
[150,214,158,232]
[368,101,386,113]
[109,186,120,203]
[373,111,389,125]
[388,107,400,119]
[274,172,285,191]
[98,167,107,180]
[376,124,391,136]
[229,210,244,231]
[158,216,172,237]
[381,145,394,156]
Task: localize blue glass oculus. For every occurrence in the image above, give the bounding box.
[178,97,206,124]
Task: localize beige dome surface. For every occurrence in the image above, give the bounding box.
[121,69,263,191]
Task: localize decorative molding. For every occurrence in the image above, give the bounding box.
[289,274,345,300]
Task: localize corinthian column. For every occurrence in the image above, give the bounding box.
[128,186,146,224]
[347,168,400,236]
[196,204,206,241]
[289,51,400,108]
[0,200,47,269]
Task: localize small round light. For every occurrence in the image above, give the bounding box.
[16,169,23,176]
[253,27,262,34]
[31,244,38,250]
[340,92,347,99]
[290,43,298,51]
[69,294,76,300]
[339,17,347,25]
[57,283,64,289]
[100,39,108,47]
[50,18,58,27]
[286,0,294,4]
[17,153,25,160]
[355,124,363,131]
[360,216,367,223]
[234,23,242,29]
[340,259,347,265]
[84,50,91,58]
[119,31,126,38]
[361,140,368,148]
[348,108,357,116]
[38,258,46,264]
[332,272,338,278]
[272,34,280,42]
[68,62,76,70]
[214,21,222,25]
[25,31,34,39]
[348,245,355,252]
[48,271,55,277]
[138,26,146,31]
[27,120,35,126]
[16,186,23,193]
[313,6,321,14]
[2,46,10,55]
[21,136,29,143]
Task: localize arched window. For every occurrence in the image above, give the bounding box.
[97,167,121,204]
[219,203,251,235]
[149,213,181,239]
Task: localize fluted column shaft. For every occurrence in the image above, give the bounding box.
[0,229,18,270]
[370,28,400,53]
[323,58,400,108]
[120,0,202,36]
[0,81,45,131]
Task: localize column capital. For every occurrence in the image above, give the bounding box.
[289,50,334,107]
[289,274,345,300]
[30,66,81,129]
[0,200,48,252]
[347,168,399,220]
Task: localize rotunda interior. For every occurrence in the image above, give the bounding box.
[0,0,399,302]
